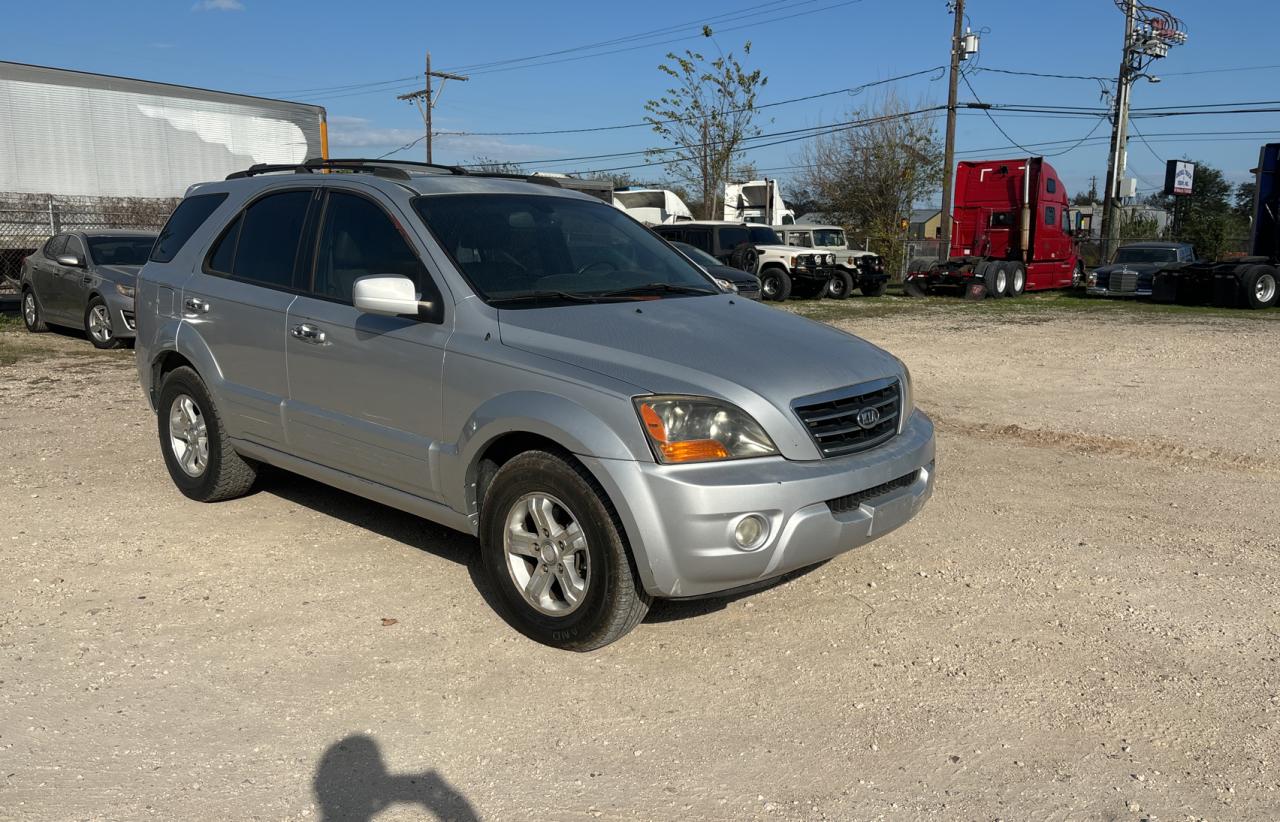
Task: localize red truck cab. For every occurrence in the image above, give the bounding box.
[907,157,1082,298]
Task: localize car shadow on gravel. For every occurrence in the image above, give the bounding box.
[256,467,824,631]
[313,734,479,821]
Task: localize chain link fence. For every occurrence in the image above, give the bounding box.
[0,193,178,292]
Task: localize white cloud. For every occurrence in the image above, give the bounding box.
[326,116,419,148]
[192,0,244,11]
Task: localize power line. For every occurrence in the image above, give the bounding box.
[431,66,945,138]
[973,66,1112,82]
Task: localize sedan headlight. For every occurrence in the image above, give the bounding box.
[899,361,914,431]
[634,396,778,463]
[714,277,739,294]
[116,283,136,299]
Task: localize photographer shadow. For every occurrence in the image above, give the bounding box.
[314,734,478,822]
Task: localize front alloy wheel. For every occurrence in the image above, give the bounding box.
[504,493,591,616]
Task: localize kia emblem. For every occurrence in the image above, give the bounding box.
[856,407,881,429]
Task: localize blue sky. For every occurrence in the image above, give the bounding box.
[6,0,1278,199]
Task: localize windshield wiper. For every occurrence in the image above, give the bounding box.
[596,282,720,298]
[488,290,619,307]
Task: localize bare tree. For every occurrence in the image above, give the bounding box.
[470,155,527,175]
[644,37,766,220]
[794,93,942,275]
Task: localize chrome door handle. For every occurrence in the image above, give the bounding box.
[290,323,327,345]
[183,297,210,315]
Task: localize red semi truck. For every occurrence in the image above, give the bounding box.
[906,157,1083,299]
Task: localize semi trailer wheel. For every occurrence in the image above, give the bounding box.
[903,279,929,298]
[1005,262,1026,297]
[982,261,1008,298]
[1242,264,1279,309]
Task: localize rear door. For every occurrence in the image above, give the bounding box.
[283,187,450,500]
[28,235,66,317]
[181,187,314,449]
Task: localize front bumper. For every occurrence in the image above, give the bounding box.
[585,410,936,598]
[102,291,137,340]
[1087,286,1151,298]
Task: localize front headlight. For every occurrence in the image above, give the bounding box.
[896,359,915,432]
[634,395,778,463]
[714,277,739,293]
[1087,272,1098,287]
[116,283,136,299]
[826,253,836,266]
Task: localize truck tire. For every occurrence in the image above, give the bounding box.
[1005,262,1026,297]
[1073,261,1086,288]
[479,449,651,651]
[982,261,1009,298]
[758,268,793,301]
[730,243,760,274]
[964,282,988,301]
[906,258,934,276]
[1241,264,1279,309]
[903,278,929,298]
[860,279,889,297]
[825,271,854,300]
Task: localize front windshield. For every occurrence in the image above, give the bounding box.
[748,226,782,245]
[812,229,846,248]
[672,241,721,268]
[1113,247,1178,264]
[414,194,716,304]
[87,236,154,266]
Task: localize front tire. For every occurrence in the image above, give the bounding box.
[21,288,47,332]
[825,271,854,300]
[860,279,889,297]
[85,296,123,349]
[157,366,258,502]
[903,278,930,298]
[480,450,651,651]
[758,268,793,302]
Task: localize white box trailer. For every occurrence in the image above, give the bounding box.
[612,188,693,225]
[724,179,795,226]
[0,61,328,199]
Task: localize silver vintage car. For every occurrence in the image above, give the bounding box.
[21,230,157,348]
[135,159,935,650]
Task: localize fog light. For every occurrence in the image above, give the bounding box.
[733,514,769,550]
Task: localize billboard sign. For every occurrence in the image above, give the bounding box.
[1164,160,1195,196]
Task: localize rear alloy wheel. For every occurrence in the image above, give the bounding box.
[85,296,122,349]
[1006,262,1027,297]
[157,366,258,502]
[983,261,1009,298]
[22,289,47,333]
[758,268,793,302]
[1242,264,1279,309]
[825,271,854,300]
[480,450,651,651]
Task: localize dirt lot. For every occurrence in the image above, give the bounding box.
[2,301,1279,821]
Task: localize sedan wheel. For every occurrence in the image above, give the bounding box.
[22,290,47,332]
[85,297,122,349]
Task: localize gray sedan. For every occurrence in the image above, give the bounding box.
[19,230,156,348]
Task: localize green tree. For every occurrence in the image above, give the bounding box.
[1235,179,1257,220]
[644,36,766,220]
[1148,160,1239,259]
[792,91,943,276]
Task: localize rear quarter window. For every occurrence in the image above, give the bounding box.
[151,193,229,263]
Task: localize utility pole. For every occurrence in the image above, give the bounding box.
[1100,0,1186,256]
[938,0,966,259]
[397,51,469,164]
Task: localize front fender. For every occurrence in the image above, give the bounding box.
[442,390,648,518]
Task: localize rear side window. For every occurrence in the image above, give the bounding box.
[206,190,311,289]
[151,193,228,263]
[313,192,428,303]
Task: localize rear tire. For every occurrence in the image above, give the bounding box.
[824,271,854,300]
[1006,262,1027,297]
[480,450,651,651]
[982,261,1009,298]
[860,279,889,297]
[729,243,760,274]
[85,296,123,350]
[1241,264,1279,309]
[157,366,258,502]
[758,268,793,302]
[964,282,989,301]
[21,288,47,333]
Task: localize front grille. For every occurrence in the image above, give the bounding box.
[1110,270,1138,293]
[793,378,901,458]
[826,471,920,514]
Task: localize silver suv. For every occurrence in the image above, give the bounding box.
[135,159,936,650]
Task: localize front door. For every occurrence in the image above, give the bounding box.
[180,187,314,449]
[284,188,449,501]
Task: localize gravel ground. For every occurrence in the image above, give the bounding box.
[2,306,1278,821]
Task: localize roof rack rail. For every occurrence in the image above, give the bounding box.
[224,157,566,189]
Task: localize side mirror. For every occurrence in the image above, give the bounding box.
[56,254,84,267]
[353,274,436,321]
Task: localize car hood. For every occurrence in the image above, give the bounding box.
[1095,261,1165,274]
[95,264,142,282]
[705,264,759,285]
[497,296,903,458]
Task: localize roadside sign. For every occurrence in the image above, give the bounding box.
[1164,160,1195,196]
